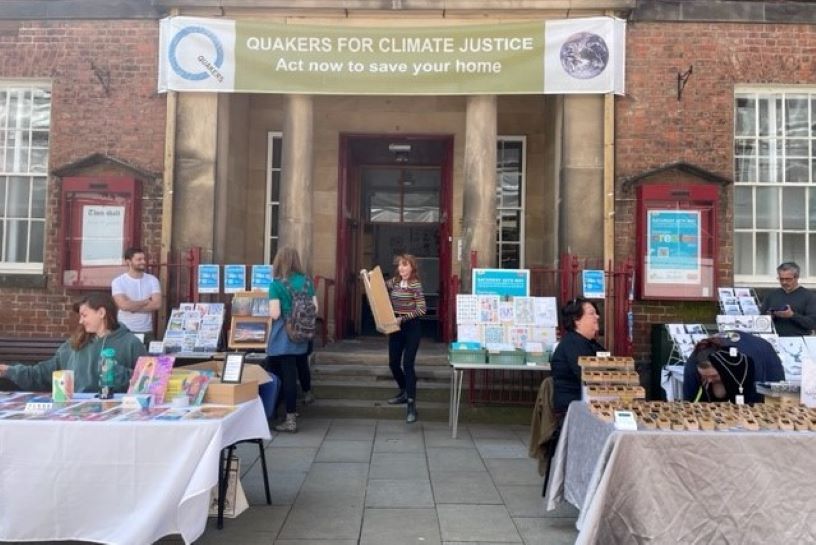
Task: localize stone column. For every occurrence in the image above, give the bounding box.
[279,94,314,269]
[559,95,604,260]
[460,95,497,293]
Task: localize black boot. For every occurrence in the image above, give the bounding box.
[406,399,417,423]
[387,390,407,405]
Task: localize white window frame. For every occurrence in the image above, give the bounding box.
[264,131,283,264]
[734,86,816,286]
[0,80,51,274]
[496,135,526,269]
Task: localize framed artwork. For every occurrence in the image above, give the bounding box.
[228,317,271,350]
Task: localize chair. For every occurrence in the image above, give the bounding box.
[216,438,271,529]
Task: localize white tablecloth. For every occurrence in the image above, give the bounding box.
[0,398,270,545]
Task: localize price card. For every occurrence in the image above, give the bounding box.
[222,352,245,384]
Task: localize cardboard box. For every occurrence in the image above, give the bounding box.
[360,266,400,335]
[185,360,271,405]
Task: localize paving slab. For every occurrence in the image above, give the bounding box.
[437,504,522,543]
[427,447,486,473]
[431,471,502,504]
[484,458,541,485]
[360,508,441,545]
[315,439,373,462]
[424,428,475,448]
[369,451,429,480]
[513,516,579,545]
[473,438,529,459]
[365,478,435,507]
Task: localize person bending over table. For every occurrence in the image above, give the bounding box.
[551,297,605,413]
[684,337,759,404]
[682,331,784,402]
[0,292,146,393]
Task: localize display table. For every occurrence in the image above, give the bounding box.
[448,361,550,438]
[0,398,270,545]
[546,402,816,544]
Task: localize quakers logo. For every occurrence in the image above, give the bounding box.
[168,25,225,82]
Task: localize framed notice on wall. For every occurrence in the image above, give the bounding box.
[635,184,718,301]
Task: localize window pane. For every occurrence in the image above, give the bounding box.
[734,232,753,275]
[734,186,753,229]
[785,96,809,137]
[735,157,756,182]
[31,131,48,147]
[29,148,47,173]
[500,210,521,243]
[0,91,6,127]
[5,219,28,262]
[734,139,755,157]
[29,220,43,262]
[499,243,520,269]
[31,177,45,219]
[755,231,775,276]
[268,205,278,237]
[272,137,282,169]
[7,177,30,217]
[0,177,5,216]
[271,170,280,201]
[31,90,51,129]
[755,186,779,229]
[782,232,806,267]
[786,159,809,183]
[498,142,522,169]
[735,96,756,136]
[758,158,776,184]
[810,234,816,278]
[500,172,520,207]
[782,187,806,229]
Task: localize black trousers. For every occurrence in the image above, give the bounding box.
[265,355,298,414]
[388,317,421,399]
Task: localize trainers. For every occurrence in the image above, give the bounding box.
[387,391,408,405]
[274,413,298,433]
[302,391,315,405]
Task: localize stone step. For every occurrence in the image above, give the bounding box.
[313,380,450,402]
[311,363,451,382]
[299,397,533,425]
[312,338,449,367]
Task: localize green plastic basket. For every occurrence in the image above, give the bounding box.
[448,348,487,364]
[525,351,550,364]
[487,349,526,365]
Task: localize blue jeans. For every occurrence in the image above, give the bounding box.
[388,318,421,399]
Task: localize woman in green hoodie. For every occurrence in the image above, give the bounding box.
[0,292,146,393]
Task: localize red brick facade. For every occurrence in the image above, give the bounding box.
[616,22,816,361]
[0,20,165,337]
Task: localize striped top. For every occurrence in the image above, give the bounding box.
[387,278,427,320]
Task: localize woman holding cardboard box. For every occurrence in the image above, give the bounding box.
[0,292,146,393]
[384,254,427,423]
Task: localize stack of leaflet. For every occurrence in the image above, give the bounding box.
[455,294,558,352]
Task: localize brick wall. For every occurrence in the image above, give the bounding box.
[0,20,165,337]
[616,21,816,362]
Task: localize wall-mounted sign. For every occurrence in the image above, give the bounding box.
[472,269,530,297]
[582,270,605,299]
[197,264,220,294]
[251,265,274,291]
[158,16,625,95]
[224,264,247,293]
[646,210,701,285]
[80,205,125,266]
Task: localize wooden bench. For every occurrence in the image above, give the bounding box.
[0,336,65,365]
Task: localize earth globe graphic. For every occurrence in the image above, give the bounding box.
[559,32,609,79]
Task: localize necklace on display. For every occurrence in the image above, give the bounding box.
[712,351,748,394]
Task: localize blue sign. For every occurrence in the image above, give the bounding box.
[647,210,701,284]
[197,264,220,294]
[224,264,246,293]
[582,269,605,299]
[472,268,529,297]
[251,265,274,291]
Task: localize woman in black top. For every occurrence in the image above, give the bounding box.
[551,297,606,413]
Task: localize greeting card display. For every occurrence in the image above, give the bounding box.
[455,292,559,351]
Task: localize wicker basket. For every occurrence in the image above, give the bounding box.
[448,347,487,364]
[487,349,526,365]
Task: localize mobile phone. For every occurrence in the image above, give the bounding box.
[768,306,788,312]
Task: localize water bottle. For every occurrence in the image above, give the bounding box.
[98,348,117,399]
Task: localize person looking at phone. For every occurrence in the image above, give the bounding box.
[760,262,816,336]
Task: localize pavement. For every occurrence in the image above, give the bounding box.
[187,415,578,545]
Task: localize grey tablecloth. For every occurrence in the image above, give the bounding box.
[546,402,816,545]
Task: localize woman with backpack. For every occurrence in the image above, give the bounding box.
[266,246,317,433]
[385,254,427,423]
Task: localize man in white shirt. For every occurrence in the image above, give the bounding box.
[111,247,161,342]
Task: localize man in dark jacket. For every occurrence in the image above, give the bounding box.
[761,262,816,336]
